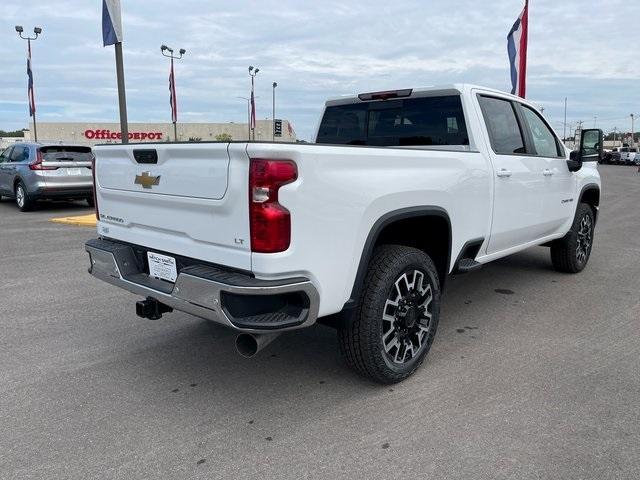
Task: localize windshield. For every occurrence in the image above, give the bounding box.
[40,146,93,162]
[316,95,469,147]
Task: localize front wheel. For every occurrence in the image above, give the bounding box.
[338,245,441,384]
[550,203,595,273]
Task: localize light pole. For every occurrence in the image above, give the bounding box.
[631,114,635,146]
[272,82,277,141]
[249,66,259,140]
[161,45,186,142]
[15,25,42,142]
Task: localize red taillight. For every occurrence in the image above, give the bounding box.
[92,155,99,220]
[29,150,57,170]
[249,159,297,253]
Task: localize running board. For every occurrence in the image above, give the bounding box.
[455,258,482,274]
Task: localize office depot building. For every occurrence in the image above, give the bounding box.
[24,120,296,145]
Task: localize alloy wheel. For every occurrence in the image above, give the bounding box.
[382,269,433,364]
[576,213,592,264]
[16,186,25,208]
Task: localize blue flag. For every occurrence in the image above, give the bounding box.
[102,0,123,46]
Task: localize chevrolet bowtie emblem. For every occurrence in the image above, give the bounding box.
[134,171,161,189]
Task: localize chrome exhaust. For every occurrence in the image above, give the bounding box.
[235,332,280,358]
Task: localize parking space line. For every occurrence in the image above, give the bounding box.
[49,213,97,227]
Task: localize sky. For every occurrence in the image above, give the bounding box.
[1,0,639,141]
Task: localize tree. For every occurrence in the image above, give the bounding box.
[215,133,232,142]
[0,129,25,137]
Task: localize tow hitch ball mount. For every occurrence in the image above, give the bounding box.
[136,297,173,320]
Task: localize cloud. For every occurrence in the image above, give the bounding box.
[1,0,638,139]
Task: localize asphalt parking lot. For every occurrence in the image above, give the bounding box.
[1,165,639,479]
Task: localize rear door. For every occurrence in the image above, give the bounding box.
[0,147,13,193]
[39,146,94,189]
[6,145,30,190]
[476,94,549,254]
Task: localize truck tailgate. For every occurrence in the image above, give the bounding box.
[93,143,251,271]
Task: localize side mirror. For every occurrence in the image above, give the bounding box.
[568,128,603,172]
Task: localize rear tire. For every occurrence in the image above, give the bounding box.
[550,203,594,273]
[15,181,34,212]
[338,245,441,384]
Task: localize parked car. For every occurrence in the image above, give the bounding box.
[0,143,94,211]
[625,147,637,165]
[610,149,621,164]
[618,146,637,165]
[85,84,602,384]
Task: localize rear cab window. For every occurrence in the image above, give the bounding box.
[316,95,469,147]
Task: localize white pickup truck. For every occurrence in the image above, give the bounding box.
[86,84,602,383]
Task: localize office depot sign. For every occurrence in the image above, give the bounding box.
[84,129,163,141]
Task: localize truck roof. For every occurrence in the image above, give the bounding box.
[324,84,521,107]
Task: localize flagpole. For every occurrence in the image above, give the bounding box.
[161,44,185,142]
[114,42,129,144]
[28,39,38,143]
[15,26,41,142]
[249,66,259,141]
[171,57,177,142]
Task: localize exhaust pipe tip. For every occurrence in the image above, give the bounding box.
[235,332,280,358]
[235,333,259,358]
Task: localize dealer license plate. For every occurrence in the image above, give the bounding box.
[66,168,82,176]
[147,251,177,283]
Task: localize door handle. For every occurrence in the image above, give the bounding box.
[543,169,553,176]
[496,169,512,178]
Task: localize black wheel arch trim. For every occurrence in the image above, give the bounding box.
[578,183,600,224]
[342,206,452,310]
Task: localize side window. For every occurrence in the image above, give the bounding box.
[0,147,12,163]
[521,106,560,157]
[9,146,29,162]
[478,96,526,154]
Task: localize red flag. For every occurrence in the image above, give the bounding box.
[169,58,177,123]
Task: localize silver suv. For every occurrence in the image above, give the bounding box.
[0,143,94,211]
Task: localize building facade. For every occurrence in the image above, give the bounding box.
[22,120,296,145]
[0,136,24,149]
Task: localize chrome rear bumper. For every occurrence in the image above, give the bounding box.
[85,238,320,333]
